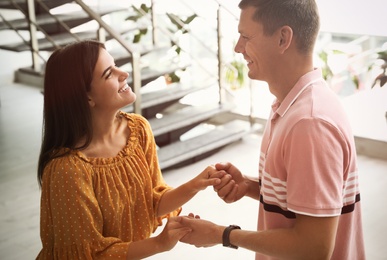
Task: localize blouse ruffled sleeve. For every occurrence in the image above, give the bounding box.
[133,114,182,227]
[38,156,130,259]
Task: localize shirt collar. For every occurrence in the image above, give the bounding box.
[272,68,324,117]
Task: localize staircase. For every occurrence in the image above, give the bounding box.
[0,0,258,170]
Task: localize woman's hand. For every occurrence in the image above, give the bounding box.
[155,217,192,252]
[188,165,226,193]
[157,165,227,216]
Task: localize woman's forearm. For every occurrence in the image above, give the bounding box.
[157,182,196,216]
[126,236,164,260]
[157,167,222,216]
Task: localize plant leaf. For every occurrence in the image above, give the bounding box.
[377,50,387,61]
[140,3,150,13]
[175,46,181,55]
[351,75,360,89]
[372,73,387,88]
[332,49,345,55]
[166,13,183,30]
[139,28,148,35]
[318,50,328,62]
[132,28,148,43]
[183,14,197,24]
[133,33,142,43]
[167,72,180,83]
[126,15,140,21]
[380,75,387,87]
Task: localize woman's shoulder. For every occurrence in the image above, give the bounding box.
[119,111,154,146]
[120,111,147,123]
[43,150,93,183]
[119,111,152,131]
[46,149,90,171]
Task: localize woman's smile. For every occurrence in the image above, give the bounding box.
[118,84,130,93]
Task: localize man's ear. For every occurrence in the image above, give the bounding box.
[278,25,293,53]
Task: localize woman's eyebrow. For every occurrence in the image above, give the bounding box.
[101,66,112,78]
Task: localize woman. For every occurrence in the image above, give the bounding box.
[36,40,222,259]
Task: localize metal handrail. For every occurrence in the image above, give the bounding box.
[9,0,59,70]
[121,1,245,113]
[5,0,249,117]
[0,12,47,64]
[35,0,81,42]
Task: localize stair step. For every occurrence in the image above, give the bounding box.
[110,44,172,67]
[157,120,253,169]
[0,25,150,52]
[123,81,214,112]
[149,103,234,137]
[0,5,127,33]
[126,63,190,87]
[0,31,97,52]
[14,67,44,88]
[0,0,72,13]
[14,47,186,89]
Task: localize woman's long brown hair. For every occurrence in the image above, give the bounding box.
[37,40,105,186]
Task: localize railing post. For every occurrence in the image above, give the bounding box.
[131,52,142,114]
[151,0,157,46]
[217,4,223,105]
[97,27,106,43]
[26,0,40,71]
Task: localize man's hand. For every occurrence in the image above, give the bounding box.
[177,215,224,248]
[212,162,249,203]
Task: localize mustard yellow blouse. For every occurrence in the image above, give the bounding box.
[37,112,181,259]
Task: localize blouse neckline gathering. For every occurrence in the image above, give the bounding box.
[72,111,139,165]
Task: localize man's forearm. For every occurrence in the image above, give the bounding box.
[245,176,261,200]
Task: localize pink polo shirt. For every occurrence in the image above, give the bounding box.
[257,69,365,260]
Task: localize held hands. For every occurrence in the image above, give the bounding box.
[174,163,247,249]
[177,214,223,248]
[189,165,226,193]
[155,217,192,252]
[157,165,227,217]
[189,163,248,200]
[212,162,249,203]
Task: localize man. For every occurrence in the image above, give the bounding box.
[178,0,365,259]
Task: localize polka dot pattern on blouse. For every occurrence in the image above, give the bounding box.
[37,112,181,259]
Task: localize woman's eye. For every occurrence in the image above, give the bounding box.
[105,65,117,79]
[105,69,113,79]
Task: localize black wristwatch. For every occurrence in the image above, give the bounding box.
[222,225,241,249]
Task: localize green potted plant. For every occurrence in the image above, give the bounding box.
[126,4,197,84]
[163,13,197,84]
[126,4,151,43]
[370,50,387,88]
[317,48,360,90]
[371,50,387,122]
[318,49,334,81]
[369,49,387,122]
[224,58,247,90]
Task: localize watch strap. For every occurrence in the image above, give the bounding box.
[222,225,241,249]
